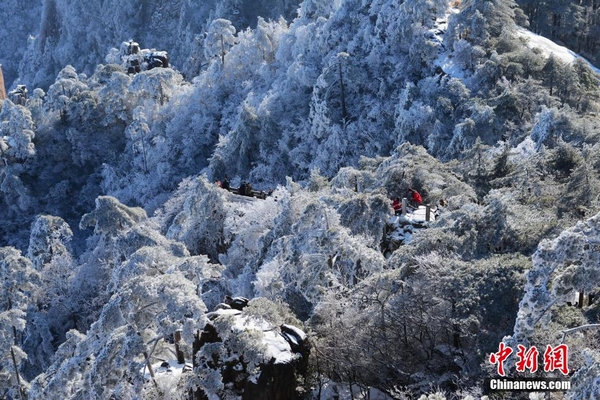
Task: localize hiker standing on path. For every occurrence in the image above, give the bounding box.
[392,197,402,215]
[408,188,422,207]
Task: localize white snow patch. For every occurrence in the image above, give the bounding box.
[386,206,435,245]
[261,329,296,364]
[432,8,467,79]
[436,54,467,79]
[408,205,434,222]
[141,359,192,383]
[206,308,243,320]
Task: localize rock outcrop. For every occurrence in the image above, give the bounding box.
[191,298,310,400]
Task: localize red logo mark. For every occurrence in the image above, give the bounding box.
[515,344,539,373]
[544,344,569,375]
[489,342,513,376]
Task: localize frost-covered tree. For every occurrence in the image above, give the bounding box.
[218,190,285,297]
[447,117,476,156]
[459,137,492,199]
[73,195,190,331]
[44,65,90,125]
[29,263,207,400]
[297,0,340,19]
[0,247,40,399]
[311,251,527,394]
[394,83,436,147]
[80,195,147,238]
[165,176,228,262]
[22,215,76,377]
[0,168,37,249]
[27,214,73,271]
[547,137,582,181]
[125,106,151,174]
[0,100,36,162]
[570,57,600,112]
[212,101,262,179]
[446,0,526,49]
[529,105,572,150]
[204,18,237,66]
[541,53,567,98]
[561,158,600,218]
[506,213,600,397]
[128,67,185,108]
[95,65,134,126]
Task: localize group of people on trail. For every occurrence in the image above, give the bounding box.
[238,181,253,196]
[216,178,252,195]
[215,177,273,199]
[391,188,423,215]
[215,179,228,189]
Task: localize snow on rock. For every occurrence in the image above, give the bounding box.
[206,308,243,320]
[259,325,297,365]
[193,299,311,400]
[230,314,301,365]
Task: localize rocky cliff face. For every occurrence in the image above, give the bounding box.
[192,300,310,400]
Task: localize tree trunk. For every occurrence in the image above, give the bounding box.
[338,58,347,123]
[0,65,6,101]
[11,346,26,400]
[174,330,186,364]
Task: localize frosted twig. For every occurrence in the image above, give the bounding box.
[560,324,600,343]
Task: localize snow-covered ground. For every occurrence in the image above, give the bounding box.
[390,205,435,224]
[387,205,436,245]
[516,27,600,73]
[141,359,192,393]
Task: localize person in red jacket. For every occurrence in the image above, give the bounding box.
[409,188,422,207]
[391,197,402,215]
